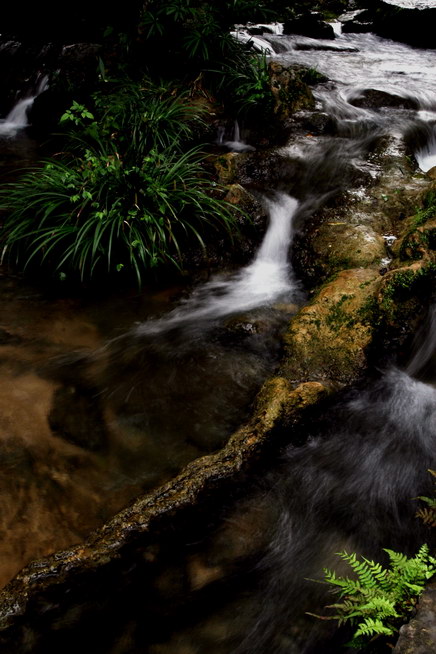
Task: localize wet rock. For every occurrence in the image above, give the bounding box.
[214,153,239,185]
[246,26,274,36]
[341,19,373,34]
[293,133,430,288]
[297,222,387,282]
[234,149,305,192]
[281,268,381,386]
[426,166,436,180]
[349,89,418,110]
[0,328,22,346]
[393,581,436,654]
[296,111,334,135]
[268,62,315,119]
[283,15,336,40]
[395,216,436,262]
[340,8,373,34]
[0,378,332,651]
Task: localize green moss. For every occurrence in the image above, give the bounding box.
[325,294,356,330]
[358,263,436,328]
[413,190,436,227]
[399,231,428,261]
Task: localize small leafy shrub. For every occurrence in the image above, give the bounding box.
[1,148,235,283]
[88,80,207,155]
[209,53,274,119]
[137,0,273,77]
[309,544,436,649]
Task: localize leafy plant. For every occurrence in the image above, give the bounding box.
[0,147,236,284]
[90,80,206,155]
[309,544,436,649]
[416,470,436,528]
[0,77,239,285]
[208,52,273,118]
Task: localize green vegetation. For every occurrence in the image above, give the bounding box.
[209,53,273,120]
[325,294,356,330]
[399,191,436,261]
[310,545,436,649]
[0,81,238,284]
[416,470,436,528]
[413,190,436,227]
[0,0,324,284]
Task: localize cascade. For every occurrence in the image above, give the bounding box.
[416,128,436,172]
[0,74,48,137]
[135,193,300,337]
[217,119,255,153]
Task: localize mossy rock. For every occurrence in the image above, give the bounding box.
[281,268,381,386]
[301,222,386,281]
[268,62,315,120]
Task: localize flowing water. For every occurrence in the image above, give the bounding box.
[0,19,435,654]
[0,74,48,137]
[131,27,436,654]
[0,191,301,586]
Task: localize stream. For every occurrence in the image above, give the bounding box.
[135,25,436,654]
[0,16,435,654]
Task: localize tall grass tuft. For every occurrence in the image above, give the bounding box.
[0,79,238,284]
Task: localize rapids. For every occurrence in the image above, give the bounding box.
[138,25,436,654]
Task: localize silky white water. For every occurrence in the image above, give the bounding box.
[0,74,48,136]
[135,193,300,337]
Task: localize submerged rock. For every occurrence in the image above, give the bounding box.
[349,89,418,110]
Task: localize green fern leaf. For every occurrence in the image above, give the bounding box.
[354,617,395,639]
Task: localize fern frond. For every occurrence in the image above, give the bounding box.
[416,508,436,527]
[336,551,378,589]
[323,568,362,596]
[415,544,430,561]
[358,597,399,619]
[354,617,395,639]
[384,549,409,571]
[310,543,435,649]
[362,557,391,591]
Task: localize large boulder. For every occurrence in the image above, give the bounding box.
[283,14,336,40]
[268,62,316,119]
[350,1,436,49]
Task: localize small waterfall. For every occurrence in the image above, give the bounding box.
[135,193,300,337]
[219,120,255,153]
[415,128,436,172]
[230,28,274,54]
[330,21,342,37]
[0,74,48,137]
